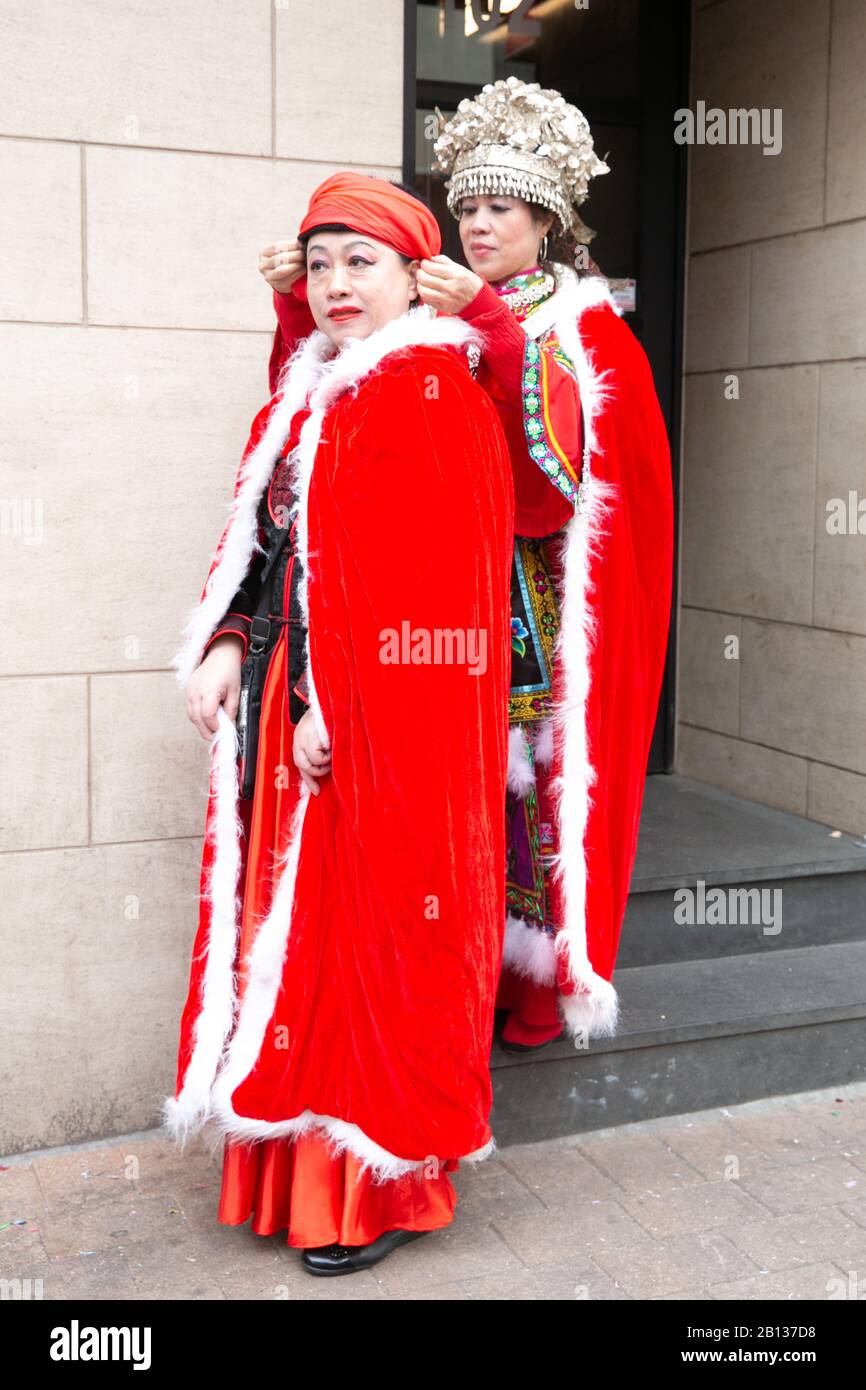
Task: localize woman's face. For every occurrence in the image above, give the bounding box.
[458,194,553,283]
[305,231,419,345]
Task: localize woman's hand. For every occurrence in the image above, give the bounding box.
[259,239,306,295]
[293,707,332,795]
[416,255,484,314]
[186,635,244,740]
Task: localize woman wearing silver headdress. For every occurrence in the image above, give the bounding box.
[259,79,674,1057]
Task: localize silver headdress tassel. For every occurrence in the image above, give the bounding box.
[432,76,610,245]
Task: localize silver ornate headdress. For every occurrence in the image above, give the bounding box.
[432,76,610,245]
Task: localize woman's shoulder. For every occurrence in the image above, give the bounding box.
[345,336,489,418]
[361,339,489,405]
[329,338,502,463]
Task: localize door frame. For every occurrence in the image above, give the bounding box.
[401,0,690,774]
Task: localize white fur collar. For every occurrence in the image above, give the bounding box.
[517,263,621,344]
[172,307,484,689]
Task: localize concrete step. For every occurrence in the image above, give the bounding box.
[489,939,866,1147]
[621,774,866,966]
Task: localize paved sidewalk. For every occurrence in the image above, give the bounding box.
[2,1082,865,1300]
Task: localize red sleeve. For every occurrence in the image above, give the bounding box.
[268,288,316,395]
[462,281,583,531]
[458,280,527,398]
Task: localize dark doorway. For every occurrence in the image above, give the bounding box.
[403,0,689,773]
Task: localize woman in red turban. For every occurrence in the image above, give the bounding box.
[163,173,514,1275]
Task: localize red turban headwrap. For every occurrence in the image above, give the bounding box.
[292,171,441,303]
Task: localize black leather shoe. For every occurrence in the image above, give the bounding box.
[301,1227,430,1276]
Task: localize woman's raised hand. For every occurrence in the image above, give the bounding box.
[416,255,484,314]
[259,239,306,294]
[186,635,244,741]
[293,707,332,796]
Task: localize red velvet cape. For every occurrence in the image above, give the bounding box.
[265,271,674,1041]
[163,311,515,1180]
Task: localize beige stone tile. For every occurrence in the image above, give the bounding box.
[492,1200,647,1267]
[682,367,818,620]
[617,1180,768,1239]
[685,247,751,373]
[675,725,809,815]
[36,1249,140,1301]
[808,762,866,836]
[814,362,866,636]
[0,323,269,676]
[90,672,209,842]
[0,677,88,851]
[723,1106,856,1164]
[651,1113,783,1181]
[690,0,829,251]
[0,140,81,322]
[0,839,202,1155]
[0,0,271,154]
[119,1134,220,1197]
[678,608,742,735]
[827,0,866,222]
[0,1165,51,1274]
[792,1092,866,1138]
[570,1131,706,1196]
[371,1220,523,1295]
[726,1206,866,1274]
[707,1260,852,1299]
[86,148,252,331]
[448,1154,549,1220]
[740,618,866,773]
[592,1229,755,1298]
[751,222,866,365]
[126,1229,284,1301]
[85,148,399,331]
[839,1196,866,1225]
[492,1140,621,1210]
[459,1259,629,1300]
[37,1188,184,1261]
[275,0,403,166]
[393,1280,469,1299]
[737,1155,865,1215]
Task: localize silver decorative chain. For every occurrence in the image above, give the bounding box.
[500,272,556,315]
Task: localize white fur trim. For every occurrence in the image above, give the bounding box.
[501,914,557,986]
[519,267,622,345]
[507,724,535,796]
[532,717,554,768]
[161,704,243,1144]
[516,266,623,1040]
[164,307,496,1178]
[171,332,333,691]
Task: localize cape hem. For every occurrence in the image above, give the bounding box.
[160,1096,497,1186]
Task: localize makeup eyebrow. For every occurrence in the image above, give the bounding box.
[307,240,377,256]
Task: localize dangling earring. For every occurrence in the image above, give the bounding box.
[539,233,549,264]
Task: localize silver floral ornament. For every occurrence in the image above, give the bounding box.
[432,77,610,244]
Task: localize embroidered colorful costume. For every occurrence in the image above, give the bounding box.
[266,259,674,1049]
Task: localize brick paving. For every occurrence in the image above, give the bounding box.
[2,1081,865,1300]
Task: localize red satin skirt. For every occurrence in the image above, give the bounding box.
[218,1133,457,1248]
[218,625,458,1248]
